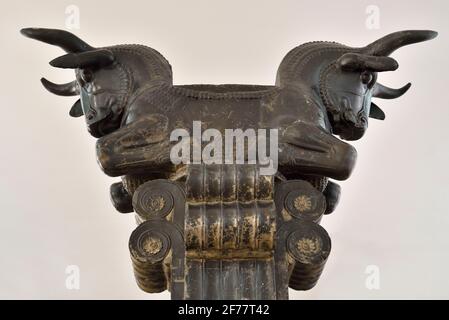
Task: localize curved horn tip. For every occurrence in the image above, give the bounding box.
[40,77,51,87]
[20,27,44,37]
[403,30,439,43]
[395,82,412,95]
[40,77,79,96]
[20,27,59,39]
[417,30,438,40]
[40,77,61,91]
[19,27,94,53]
[40,77,53,85]
[20,27,34,36]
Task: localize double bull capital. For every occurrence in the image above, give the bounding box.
[21,27,437,299]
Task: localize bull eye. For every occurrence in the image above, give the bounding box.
[81,69,93,83]
[360,72,373,85]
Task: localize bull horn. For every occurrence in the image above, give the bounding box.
[69,99,84,117]
[20,28,93,53]
[50,49,115,69]
[372,82,411,99]
[363,30,438,56]
[41,78,79,96]
[337,53,398,72]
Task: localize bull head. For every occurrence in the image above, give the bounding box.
[320,30,437,141]
[21,28,172,138]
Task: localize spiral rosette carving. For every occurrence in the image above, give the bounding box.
[129,220,172,293]
[286,222,331,290]
[132,179,186,222]
[276,180,326,223]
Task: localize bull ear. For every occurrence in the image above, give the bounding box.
[50,49,115,69]
[69,99,83,117]
[337,53,398,72]
[369,102,385,120]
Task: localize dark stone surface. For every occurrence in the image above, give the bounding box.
[22,28,437,299]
